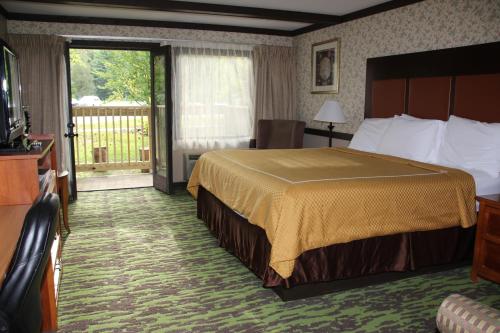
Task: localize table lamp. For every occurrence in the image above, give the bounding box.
[313,100,346,147]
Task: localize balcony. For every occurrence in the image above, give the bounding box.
[72,106,152,172]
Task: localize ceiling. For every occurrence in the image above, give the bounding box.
[0,0,422,36]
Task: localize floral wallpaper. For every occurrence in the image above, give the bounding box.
[294,0,500,134]
[7,21,292,46]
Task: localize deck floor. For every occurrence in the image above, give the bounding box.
[77,173,153,191]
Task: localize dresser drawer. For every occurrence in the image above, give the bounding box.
[484,206,500,237]
[483,240,500,272]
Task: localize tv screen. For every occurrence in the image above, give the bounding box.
[0,41,24,146]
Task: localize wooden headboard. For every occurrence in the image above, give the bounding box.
[364,42,500,122]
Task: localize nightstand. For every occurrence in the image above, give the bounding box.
[471,194,500,284]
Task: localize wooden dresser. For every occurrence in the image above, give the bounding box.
[471,194,500,284]
[0,138,62,332]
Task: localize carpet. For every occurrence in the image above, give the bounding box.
[59,188,500,332]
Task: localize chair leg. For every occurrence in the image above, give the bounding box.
[57,171,70,233]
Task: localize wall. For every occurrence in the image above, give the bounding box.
[294,0,500,135]
[7,20,292,182]
[7,0,500,179]
[7,21,292,46]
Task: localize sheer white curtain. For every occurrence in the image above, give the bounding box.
[171,42,254,151]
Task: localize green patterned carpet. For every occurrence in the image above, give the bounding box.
[59,188,500,332]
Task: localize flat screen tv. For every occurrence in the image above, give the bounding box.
[0,40,24,147]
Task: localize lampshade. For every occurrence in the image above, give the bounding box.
[314,100,346,123]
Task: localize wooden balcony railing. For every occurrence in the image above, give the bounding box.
[72,106,152,172]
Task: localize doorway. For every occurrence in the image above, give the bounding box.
[65,41,173,195]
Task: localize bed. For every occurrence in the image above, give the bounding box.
[188,41,500,300]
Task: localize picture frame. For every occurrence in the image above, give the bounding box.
[311,38,340,94]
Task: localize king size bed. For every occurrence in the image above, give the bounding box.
[187,41,500,299]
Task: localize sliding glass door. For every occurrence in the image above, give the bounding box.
[151,46,174,194]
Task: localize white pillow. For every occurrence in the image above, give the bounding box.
[399,114,421,121]
[377,117,445,163]
[438,115,500,177]
[395,114,447,163]
[348,118,393,153]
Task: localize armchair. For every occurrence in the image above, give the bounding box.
[255,119,306,149]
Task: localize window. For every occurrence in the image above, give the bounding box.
[172,43,254,151]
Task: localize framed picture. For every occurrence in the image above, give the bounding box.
[311,38,340,94]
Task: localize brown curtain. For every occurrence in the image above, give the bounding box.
[9,34,70,172]
[252,45,296,137]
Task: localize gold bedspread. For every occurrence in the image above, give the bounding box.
[187,147,476,279]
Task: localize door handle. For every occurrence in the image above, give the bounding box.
[65,122,78,138]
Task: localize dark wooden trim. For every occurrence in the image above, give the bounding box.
[364,57,374,120]
[8,13,295,37]
[4,0,424,37]
[290,23,332,36]
[0,4,8,19]
[364,41,500,118]
[340,0,424,23]
[304,127,353,141]
[291,0,425,36]
[404,78,410,114]
[448,76,456,117]
[70,39,159,50]
[20,0,340,24]
[366,42,500,81]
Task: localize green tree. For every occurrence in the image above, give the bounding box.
[88,50,112,101]
[70,50,97,99]
[70,49,150,104]
[153,58,165,105]
[71,63,96,99]
[93,50,151,105]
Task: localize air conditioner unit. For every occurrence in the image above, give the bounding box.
[184,154,201,180]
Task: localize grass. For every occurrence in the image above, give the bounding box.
[74,116,151,165]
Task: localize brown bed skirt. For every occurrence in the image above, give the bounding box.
[196,186,475,288]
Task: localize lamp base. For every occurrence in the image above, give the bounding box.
[327,123,334,147]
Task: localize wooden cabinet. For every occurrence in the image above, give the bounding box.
[0,140,57,204]
[0,138,62,332]
[471,194,500,284]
